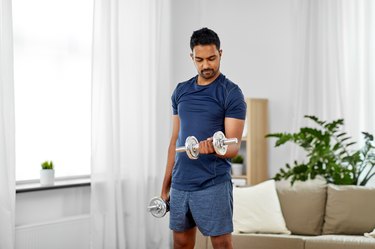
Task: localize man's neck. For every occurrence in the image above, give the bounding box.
[197,72,221,86]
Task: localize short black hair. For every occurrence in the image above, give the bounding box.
[190,27,220,51]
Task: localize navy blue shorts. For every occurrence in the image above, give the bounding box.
[169,181,233,236]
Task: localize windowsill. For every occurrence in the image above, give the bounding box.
[16,175,91,193]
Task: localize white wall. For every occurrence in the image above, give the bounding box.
[170,0,296,177]
[16,187,90,226]
[16,187,90,249]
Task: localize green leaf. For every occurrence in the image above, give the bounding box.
[268,115,375,186]
[41,160,54,170]
[336,132,346,138]
[346,142,356,147]
[332,142,341,151]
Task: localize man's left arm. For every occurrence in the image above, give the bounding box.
[220,117,245,158]
[199,117,245,158]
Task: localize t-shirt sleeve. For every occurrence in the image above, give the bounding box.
[171,85,179,115]
[225,86,247,120]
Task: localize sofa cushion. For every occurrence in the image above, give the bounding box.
[323,184,375,235]
[233,180,291,234]
[276,177,327,235]
[206,234,306,249]
[304,235,375,249]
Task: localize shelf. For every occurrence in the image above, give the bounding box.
[16,176,91,193]
[231,175,247,179]
[232,98,268,185]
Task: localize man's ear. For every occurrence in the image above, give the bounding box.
[190,53,194,60]
[219,49,223,57]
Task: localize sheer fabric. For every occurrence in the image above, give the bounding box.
[291,0,375,152]
[91,0,171,248]
[0,0,15,248]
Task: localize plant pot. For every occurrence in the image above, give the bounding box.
[40,169,55,186]
[231,163,243,176]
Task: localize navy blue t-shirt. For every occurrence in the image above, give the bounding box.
[171,73,247,191]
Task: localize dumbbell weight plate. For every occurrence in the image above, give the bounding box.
[148,197,168,218]
[213,131,227,155]
[185,136,199,160]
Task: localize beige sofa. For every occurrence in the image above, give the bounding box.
[195,180,375,249]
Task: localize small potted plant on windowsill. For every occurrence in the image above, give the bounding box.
[231,154,244,176]
[40,160,55,186]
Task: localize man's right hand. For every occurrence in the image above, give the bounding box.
[199,137,215,154]
[161,192,170,203]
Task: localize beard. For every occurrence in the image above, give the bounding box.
[200,68,216,79]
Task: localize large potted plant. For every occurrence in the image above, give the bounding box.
[40,160,55,186]
[266,115,375,185]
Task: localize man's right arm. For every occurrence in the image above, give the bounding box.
[161,115,180,202]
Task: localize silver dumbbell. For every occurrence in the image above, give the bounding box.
[175,131,238,159]
[212,131,239,155]
[175,136,200,159]
[147,197,170,218]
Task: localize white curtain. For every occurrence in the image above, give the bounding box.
[90,0,171,248]
[292,0,375,146]
[0,0,15,248]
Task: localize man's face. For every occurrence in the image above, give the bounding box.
[191,44,222,81]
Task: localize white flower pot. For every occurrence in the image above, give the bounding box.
[231,163,243,176]
[40,169,55,186]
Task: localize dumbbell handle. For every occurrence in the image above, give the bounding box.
[176,137,238,152]
[175,144,198,152]
[148,204,160,210]
[222,138,238,145]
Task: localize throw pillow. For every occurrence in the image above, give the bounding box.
[365,228,375,238]
[323,184,375,235]
[276,176,327,235]
[233,179,291,234]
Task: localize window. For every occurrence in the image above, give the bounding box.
[13,0,93,181]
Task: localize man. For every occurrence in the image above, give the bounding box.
[161,28,246,249]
